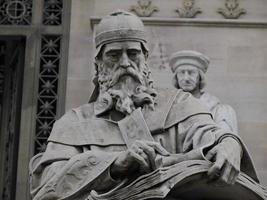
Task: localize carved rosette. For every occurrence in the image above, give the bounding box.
[176,0,202,18]
[130,0,159,17]
[218,0,246,19]
[0,0,32,25]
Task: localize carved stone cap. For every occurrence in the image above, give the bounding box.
[169,50,210,73]
[95,10,148,57]
[95,29,146,48]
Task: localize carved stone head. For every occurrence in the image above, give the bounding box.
[169,50,209,93]
[90,10,157,116]
[94,10,149,59]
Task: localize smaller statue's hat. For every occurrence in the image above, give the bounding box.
[169,50,210,73]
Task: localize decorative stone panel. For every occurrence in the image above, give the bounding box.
[130,0,158,17]
[43,0,63,25]
[0,42,5,96]
[35,35,62,154]
[0,0,32,25]
[176,0,202,18]
[218,0,246,19]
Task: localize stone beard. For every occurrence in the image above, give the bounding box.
[94,55,157,115]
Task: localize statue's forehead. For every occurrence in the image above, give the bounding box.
[176,64,199,71]
[103,41,142,53]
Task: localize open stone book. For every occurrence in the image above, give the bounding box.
[89,160,267,200]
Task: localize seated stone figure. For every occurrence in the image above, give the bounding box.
[169,50,238,134]
[29,11,260,200]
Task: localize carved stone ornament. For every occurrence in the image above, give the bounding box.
[218,0,246,19]
[43,0,63,25]
[176,0,202,18]
[130,0,159,17]
[0,0,33,25]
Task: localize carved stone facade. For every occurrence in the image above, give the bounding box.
[0,0,32,25]
[43,0,63,25]
[176,0,202,18]
[35,35,62,154]
[218,0,246,19]
[0,1,70,200]
[130,0,159,17]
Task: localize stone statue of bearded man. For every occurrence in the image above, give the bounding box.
[29,10,261,200]
[90,11,157,116]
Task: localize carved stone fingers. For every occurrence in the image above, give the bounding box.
[129,148,150,173]
[206,138,241,185]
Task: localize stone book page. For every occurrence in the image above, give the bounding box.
[89,160,267,200]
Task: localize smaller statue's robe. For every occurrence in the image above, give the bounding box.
[200,92,238,134]
[29,89,258,200]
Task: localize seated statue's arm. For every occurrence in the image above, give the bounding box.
[213,104,238,134]
[180,113,242,184]
[30,142,121,200]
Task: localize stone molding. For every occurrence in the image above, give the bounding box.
[91,17,267,28]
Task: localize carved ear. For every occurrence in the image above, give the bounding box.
[172,74,179,89]
[141,43,149,59]
[198,69,206,92]
[95,44,105,60]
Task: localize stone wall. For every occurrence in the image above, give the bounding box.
[66,0,267,185]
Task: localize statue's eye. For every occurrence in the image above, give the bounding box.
[107,52,120,61]
[110,54,118,58]
[189,70,197,76]
[177,70,185,75]
[128,50,140,59]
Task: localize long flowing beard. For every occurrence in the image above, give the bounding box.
[95,61,157,115]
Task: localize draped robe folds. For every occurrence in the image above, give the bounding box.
[199,92,238,134]
[29,89,258,200]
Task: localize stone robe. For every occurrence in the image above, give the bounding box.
[200,92,238,134]
[29,89,258,200]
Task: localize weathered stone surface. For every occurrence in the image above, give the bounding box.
[66,0,267,189]
[28,7,267,200]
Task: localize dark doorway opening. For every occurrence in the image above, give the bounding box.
[0,36,25,200]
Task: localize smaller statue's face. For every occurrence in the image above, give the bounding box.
[176,65,200,92]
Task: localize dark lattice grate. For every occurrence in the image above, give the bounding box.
[43,0,63,25]
[35,35,61,154]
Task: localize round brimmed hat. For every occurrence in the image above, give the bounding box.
[94,10,149,58]
[169,50,210,73]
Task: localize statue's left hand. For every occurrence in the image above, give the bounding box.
[206,137,242,185]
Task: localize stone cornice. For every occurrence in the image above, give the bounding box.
[90,17,267,29]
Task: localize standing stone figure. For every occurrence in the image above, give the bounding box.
[29,11,260,200]
[169,50,238,134]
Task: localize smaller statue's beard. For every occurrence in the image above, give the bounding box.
[95,62,157,116]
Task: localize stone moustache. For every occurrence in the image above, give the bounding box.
[29,10,266,200]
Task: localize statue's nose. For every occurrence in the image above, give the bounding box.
[184,72,190,80]
[119,52,130,68]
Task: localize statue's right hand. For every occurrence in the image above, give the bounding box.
[110,140,169,179]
